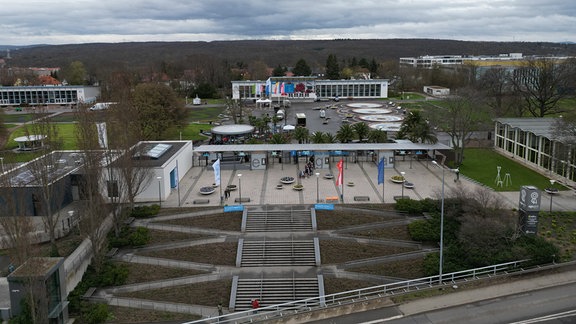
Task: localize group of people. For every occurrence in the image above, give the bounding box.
[300,158,315,178]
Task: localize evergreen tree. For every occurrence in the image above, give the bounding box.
[325,54,340,80]
[272,64,286,77]
[292,59,312,76]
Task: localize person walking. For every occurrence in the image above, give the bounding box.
[251,298,260,314]
[217,302,223,316]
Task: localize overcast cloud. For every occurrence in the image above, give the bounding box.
[1,0,575,45]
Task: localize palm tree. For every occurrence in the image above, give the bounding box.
[294,127,310,144]
[367,129,388,143]
[336,124,355,143]
[323,133,337,143]
[352,122,370,142]
[271,115,280,133]
[269,133,288,144]
[397,110,438,144]
[311,131,325,143]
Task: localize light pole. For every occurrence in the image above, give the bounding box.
[315,172,320,203]
[238,174,242,204]
[400,171,406,199]
[0,157,4,173]
[432,161,445,285]
[157,176,162,208]
[549,179,556,212]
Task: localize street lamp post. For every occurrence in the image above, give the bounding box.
[157,176,162,208]
[549,179,556,212]
[315,172,320,203]
[238,174,242,204]
[0,157,4,173]
[400,171,406,199]
[432,161,445,285]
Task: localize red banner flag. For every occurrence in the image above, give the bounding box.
[336,159,344,186]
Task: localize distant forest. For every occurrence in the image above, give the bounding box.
[6,39,576,72]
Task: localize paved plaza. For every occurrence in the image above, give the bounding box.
[163,158,576,212]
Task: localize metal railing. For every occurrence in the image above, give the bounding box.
[182,259,529,324]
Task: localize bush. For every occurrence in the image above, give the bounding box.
[129,227,150,247]
[81,303,109,324]
[395,198,424,214]
[130,205,160,218]
[408,219,438,242]
[109,226,150,248]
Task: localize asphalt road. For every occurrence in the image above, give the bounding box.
[308,282,576,324]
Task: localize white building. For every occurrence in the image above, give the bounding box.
[0,85,100,106]
[423,86,450,97]
[232,77,388,101]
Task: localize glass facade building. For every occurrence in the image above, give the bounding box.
[494,118,576,183]
[0,86,100,106]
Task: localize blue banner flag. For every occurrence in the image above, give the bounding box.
[377,158,385,184]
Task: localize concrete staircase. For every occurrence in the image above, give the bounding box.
[232,276,322,311]
[232,207,322,311]
[239,239,318,267]
[244,209,313,232]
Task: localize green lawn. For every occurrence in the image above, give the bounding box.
[186,106,226,123]
[164,123,212,141]
[3,113,48,123]
[6,123,78,150]
[461,148,565,192]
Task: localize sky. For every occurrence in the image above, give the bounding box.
[1,0,575,45]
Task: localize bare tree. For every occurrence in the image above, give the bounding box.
[22,107,66,256]
[74,105,111,270]
[512,58,576,117]
[427,89,490,166]
[477,67,523,117]
[0,160,39,267]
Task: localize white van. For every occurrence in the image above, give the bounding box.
[89,102,117,111]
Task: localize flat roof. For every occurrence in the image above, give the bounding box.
[495,118,560,139]
[193,142,450,153]
[211,124,255,135]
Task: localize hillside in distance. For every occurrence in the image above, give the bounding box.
[6,39,576,71]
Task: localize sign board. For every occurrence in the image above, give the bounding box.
[224,205,244,212]
[518,186,541,235]
[315,203,334,210]
[519,186,541,212]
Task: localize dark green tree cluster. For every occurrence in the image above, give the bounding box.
[398,189,560,276]
[292,59,312,76]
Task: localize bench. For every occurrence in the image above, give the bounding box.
[83,287,97,299]
[354,196,370,201]
[193,199,210,204]
[106,248,118,257]
[326,196,339,203]
[235,197,251,203]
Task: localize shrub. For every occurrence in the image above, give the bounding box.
[408,219,438,242]
[395,198,424,214]
[130,205,160,218]
[81,303,109,324]
[129,227,150,247]
[109,226,150,248]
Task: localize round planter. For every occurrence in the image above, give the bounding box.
[200,187,216,195]
[292,185,304,191]
[545,188,559,194]
[404,182,414,189]
[324,174,334,179]
[226,185,237,191]
[391,176,405,184]
[281,176,295,184]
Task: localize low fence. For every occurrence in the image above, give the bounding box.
[182,260,530,324]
